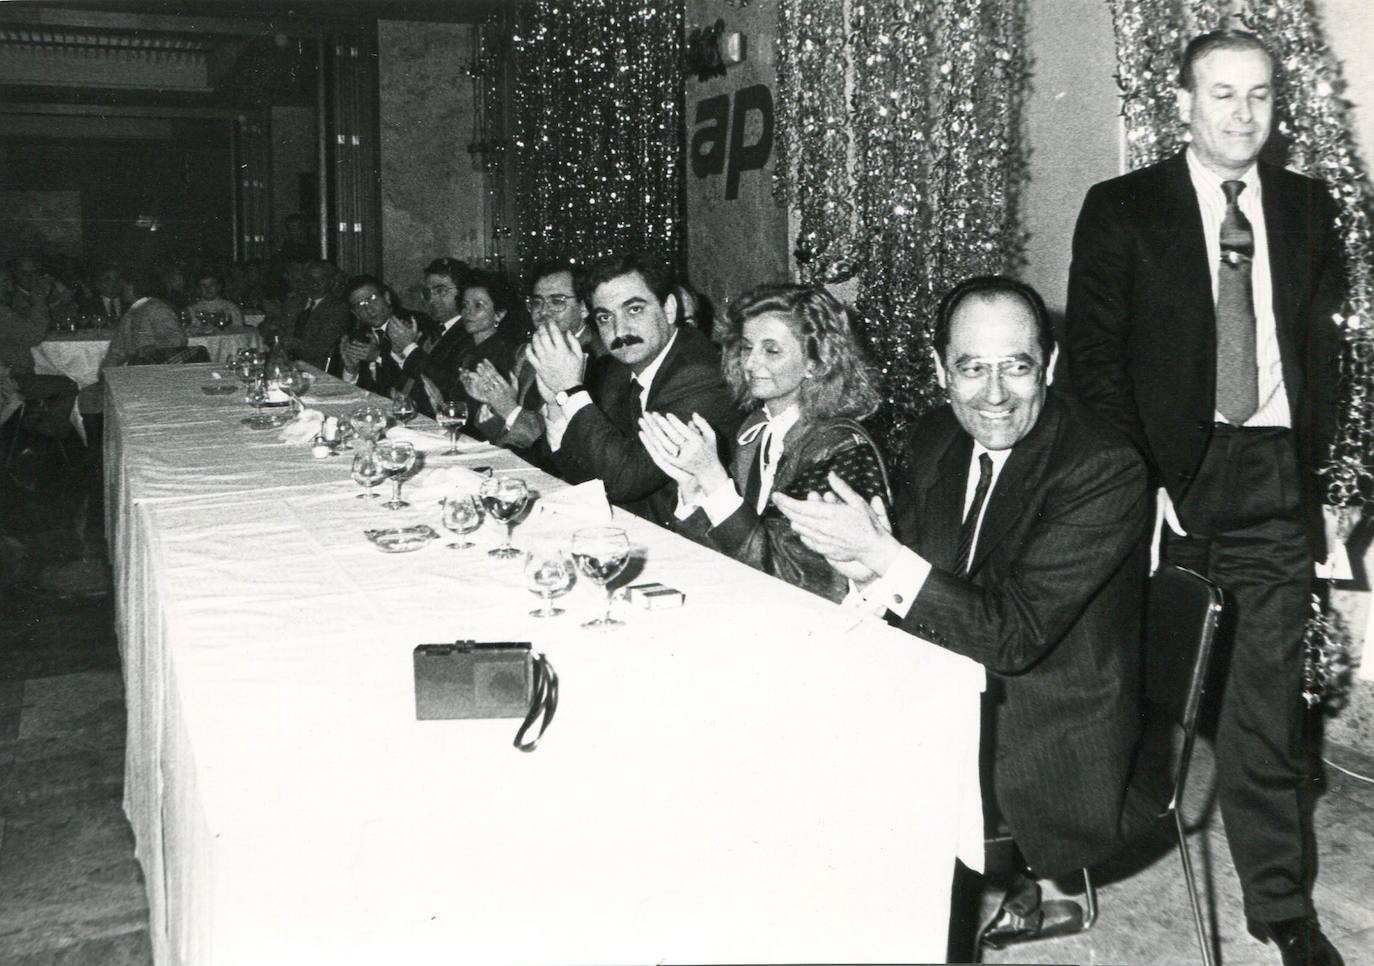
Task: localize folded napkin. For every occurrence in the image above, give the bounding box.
[385,425,497,455]
[536,479,612,524]
[277,408,325,444]
[406,464,489,502]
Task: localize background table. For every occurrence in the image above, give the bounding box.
[32,327,263,389]
[104,364,985,966]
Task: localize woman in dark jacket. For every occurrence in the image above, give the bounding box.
[639,283,888,602]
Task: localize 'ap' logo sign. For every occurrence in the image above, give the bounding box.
[690,84,774,201]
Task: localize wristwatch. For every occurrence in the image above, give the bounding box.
[554,384,585,408]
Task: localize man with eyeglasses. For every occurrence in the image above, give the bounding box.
[464,258,606,454]
[776,276,1149,954]
[328,275,432,404]
[378,257,471,415]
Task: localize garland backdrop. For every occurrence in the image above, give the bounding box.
[775,0,1029,452]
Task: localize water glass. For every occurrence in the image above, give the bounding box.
[479,476,530,559]
[571,526,631,630]
[375,439,418,509]
[524,547,575,618]
[440,493,483,549]
[351,445,387,499]
[437,400,467,455]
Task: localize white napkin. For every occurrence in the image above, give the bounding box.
[385,425,498,455]
[278,408,324,444]
[536,479,612,524]
[406,464,488,503]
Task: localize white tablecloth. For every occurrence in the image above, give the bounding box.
[104,364,985,966]
[32,327,263,389]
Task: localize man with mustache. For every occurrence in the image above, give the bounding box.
[528,252,739,526]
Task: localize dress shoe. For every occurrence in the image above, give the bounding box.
[977,876,1086,951]
[1250,917,1345,966]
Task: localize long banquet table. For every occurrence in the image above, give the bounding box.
[33,326,262,389]
[105,363,986,965]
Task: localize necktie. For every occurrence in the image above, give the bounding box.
[1215,180,1258,425]
[628,377,644,431]
[954,453,994,577]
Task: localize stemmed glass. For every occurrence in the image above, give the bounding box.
[349,404,388,447]
[241,375,277,428]
[524,546,575,618]
[277,368,305,416]
[479,476,530,559]
[391,394,417,425]
[571,526,631,630]
[437,400,467,455]
[351,447,388,499]
[375,439,417,509]
[440,493,484,549]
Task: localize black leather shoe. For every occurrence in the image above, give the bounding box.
[977,877,1086,952]
[1251,917,1345,966]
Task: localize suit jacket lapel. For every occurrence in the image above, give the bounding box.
[1160,153,1215,338]
[968,394,1061,575]
[1259,162,1304,418]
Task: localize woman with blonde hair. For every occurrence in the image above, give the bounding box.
[640,283,889,601]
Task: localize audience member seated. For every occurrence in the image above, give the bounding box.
[1,269,50,373]
[262,260,350,370]
[79,264,128,325]
[101,296,209,369]
[326,274,431,399]
[1,359,78,443]
[160,264,193,313]
[419,268,520,428]
[7,255,61,333]
[774,275,1149,949]
[186,270,246,328]
[465,258,607,455]
[530,251,740,525]
[641,284,887,602]
[379,257,471,416]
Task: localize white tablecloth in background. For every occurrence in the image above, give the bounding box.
[104,364,985,966]
[33,327,263,389]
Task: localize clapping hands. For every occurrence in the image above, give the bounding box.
[637,411,730,503]
[773,472,898,584]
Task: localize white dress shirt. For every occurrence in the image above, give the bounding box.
[678,403,802,523]
[1185,148,1289,428]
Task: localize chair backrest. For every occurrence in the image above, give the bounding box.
[1142,563,1224,815]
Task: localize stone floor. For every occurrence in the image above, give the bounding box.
[2,430,1373,965]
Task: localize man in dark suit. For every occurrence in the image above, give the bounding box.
[1065,30,1345,966]
[527,252,739,525]
[776,275,1149,950]
[384,258,472,415]
[327,274,434,407]
[262,260,352,370]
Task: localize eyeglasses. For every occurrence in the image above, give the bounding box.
[421,285,455,299]
[527,294,575,312]
[349,292,385,310]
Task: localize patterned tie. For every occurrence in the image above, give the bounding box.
[1215,180,1258,425]
[955,453,994,577]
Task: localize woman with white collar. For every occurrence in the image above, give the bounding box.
[640,283,889,602]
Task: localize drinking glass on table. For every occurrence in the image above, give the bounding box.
[241,377,276,428]
[524,546,575,618]
[375,439,418,510]
[440,493,483,549]
[479,476,529,559]
[351,446,387,499]
[349,404,388,446]
[277,368,305,414]
[391,394,417,425]
[572,526,631,630]
[436,400,467,455]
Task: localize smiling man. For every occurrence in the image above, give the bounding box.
[775,275,1149,951]
[1066,31,1346,966]
[528,252,738,525]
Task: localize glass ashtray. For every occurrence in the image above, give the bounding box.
[364,525,439,553]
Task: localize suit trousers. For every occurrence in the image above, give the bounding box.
[1164,424,1312,922]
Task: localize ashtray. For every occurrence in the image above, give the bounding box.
[364,525,439,553]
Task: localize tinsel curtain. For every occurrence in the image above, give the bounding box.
[510,0,685,272]
[776,0,1028,452]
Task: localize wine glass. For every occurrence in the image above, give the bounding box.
[479,476,530,559]
[375,439,417,510]
[571,526,631,630]
[351,446,387,499]
[391,394,418,426]
[524,546,575,618]
[440,493,484,549]
[437,400,467,455]
[241,376,276,428]
[350,404,388,446]
[277,368,305,415]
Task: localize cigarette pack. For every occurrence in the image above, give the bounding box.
[627,582,686,610]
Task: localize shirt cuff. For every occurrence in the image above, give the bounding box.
[845,546,931,618]
[700,478,744,527]
[399,342,419,362]
[503,406,524,432]
[545,391,591,453]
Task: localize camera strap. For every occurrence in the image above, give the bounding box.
[514,653,558,752]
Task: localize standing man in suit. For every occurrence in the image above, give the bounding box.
[527,252,739,525]
[1065,30,1345,966]
[776,276,1149,950]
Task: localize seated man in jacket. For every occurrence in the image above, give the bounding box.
[327,274,432,405]
[528,252,739,525]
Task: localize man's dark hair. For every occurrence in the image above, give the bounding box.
[933,274,1055,365]
[577,252,673,307]
[1178,30,1274,91]
[342,273,386,303]
[423,257,469,289]
[528,257,577,292]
